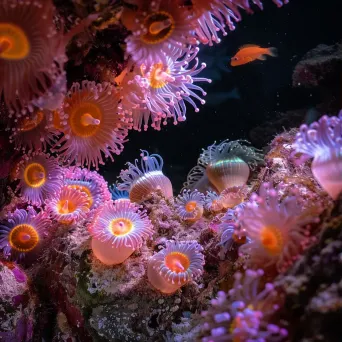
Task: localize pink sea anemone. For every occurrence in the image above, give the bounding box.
[46,186,90,225]
[53,81,129,169]
[15,152,62,206]
[0,207,50,260]
[147,240,205,294]
[218,185,248,209]
[88,200,153,265]
[237,183,318,273]
[293,111,342,200]
[63,167,111,211]
[175,189,205,222]
[201,269,288,341]
[0,0,67,113]
[124,0,198,68]
[118,150,173,203]
[9,108,59,152]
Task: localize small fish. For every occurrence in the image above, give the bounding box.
[231,44,278,66]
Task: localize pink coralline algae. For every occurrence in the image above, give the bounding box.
[15,152,63,207]
[175,189,205,222]
[293,111,342,200]
[201,269,288,342]
[88,200,153,265]
[118,150,173,203]
[53,81,130,169]
[147,240,205,294]
[0,207,50,260]
[237,182,319,273]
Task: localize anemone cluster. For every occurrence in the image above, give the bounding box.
[3,0,342,341]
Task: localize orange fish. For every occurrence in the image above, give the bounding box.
[231,45,278,66]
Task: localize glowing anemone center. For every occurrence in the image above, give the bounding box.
[68,185,93,208]
[142,11,174,44]
[57,199,76,214]
[260,225,284,256]
[185,201,197,213]
[148,62,173,89]
[0,23,30,60]
[20,111,44,132]
[53,110,64,131]
[165,252,190,273]
[70,102,102,138]
[24,162,46,188]
[9,224,39,252]
[111,218,133,236]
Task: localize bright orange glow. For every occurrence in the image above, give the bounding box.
[19,111,44,132]
[141,11,174,44]
[260,225,284,256]
[24,162,46,188]
[53,110,64,131]
[9,224,39,253]
[69,102,102,137]
[164,252,190,273]
[185,201,197,213]
[148,62,171,89]
[0,23,30,60]
[57,199,76,214]
[68,184,93,208]
[111,218,133,236]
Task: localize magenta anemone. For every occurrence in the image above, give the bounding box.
[293,111,342,200]
[0,208,50,260]
[16,152,62,206]
[147,240,205,294]
[88,200,153,265]
[201,269,288,341]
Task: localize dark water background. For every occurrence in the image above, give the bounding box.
[101,0,341,192]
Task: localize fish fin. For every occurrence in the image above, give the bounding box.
[257,55,267,60]
[267,47,278,57]
[239,44,260,50]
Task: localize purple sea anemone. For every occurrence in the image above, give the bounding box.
[147,240,205,294]
[88,200,153,265]
[131,47,211,126]
[201,269,288,342]
[0,208,50,260]
[53,81,129,169]
[237,182,318,273]
[204,191,224,212]
[46,186,90,225]
[63,167,111,211]
[175,189,205,222]
[293,111,342,200]
[16,152,62,206]
[118,150,173,203]
[124,0,198,68]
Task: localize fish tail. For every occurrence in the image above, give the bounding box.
[267,47,278,57]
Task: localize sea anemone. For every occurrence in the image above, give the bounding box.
[175,189,205,222]
[118,150,173,203]
[124,0,198,68]
[63,167,111,211]
[218,185,248,209]
[109,184,130,202]
[0,208,50,260]
[9,108,59,152]
[237,182,318,273]
[147,240,204,294]
[88,200,153,265]
[53,81,129,169]
[131,47,211,126]
[204,191,224,212]
[293,112,342,200]
[201,269,288,342]
[0,0,67,113]
[16,152,62,206]
[46,186,90,225]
